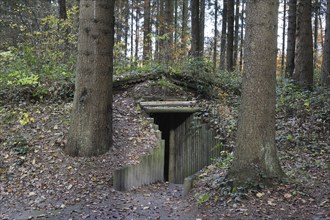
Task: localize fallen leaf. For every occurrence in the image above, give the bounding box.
[256,192,265,198]
[267,199,276,206]
[284,193,292,199]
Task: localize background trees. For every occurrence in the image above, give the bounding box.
[293,0,314,88]
[285,0,297,78]
[1,0,328,89]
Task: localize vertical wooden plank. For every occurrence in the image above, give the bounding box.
[169,115,175,183]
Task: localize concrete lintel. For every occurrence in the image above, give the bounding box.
[140,101,196,107]
[143,107,201,113]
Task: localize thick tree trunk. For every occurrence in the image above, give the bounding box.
[293,0,313,88]
[285,0,296,78]
[321,0,330,86]
[66,0,114,157]
[226,0,234,72]
[220,0,227,70]
[227,0,284,186]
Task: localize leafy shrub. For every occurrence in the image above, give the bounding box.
[0,6,78,101]
[214,71,242,95]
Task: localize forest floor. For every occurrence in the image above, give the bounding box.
[0,80,329,219]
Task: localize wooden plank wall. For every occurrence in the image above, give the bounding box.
[113,132,165,191]
[172,114,221,183]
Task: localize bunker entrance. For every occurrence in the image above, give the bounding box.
[150,113,191,181]
[140,100,201,183]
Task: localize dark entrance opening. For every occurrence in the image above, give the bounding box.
[149,113,191,181]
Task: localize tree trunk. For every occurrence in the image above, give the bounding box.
[191,0,200,57]
[135,2,140,61]
[313,0,319,69]
[181,0,189,57]
[213,0,219,72]
[293,0,313,88]
[130,0,134,62]
[227,0,284,186]
[239,1,245,71]
[66,0,114,157]
[321,0,330,86]
[281,0,287,75]
[220,0,228,70]
[164,0,174,62]
[226,0,234,72]
[124,0,129,57]
[174,0,178,56]
[158,0,165,61]
[58,0,67,20]
[199,0,205,57]
[143,0,151,61]
[115,0,123,44]
[285,0,296,78]
[233,0,240,70]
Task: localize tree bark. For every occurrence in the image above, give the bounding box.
[314,0,319,68]
[199,0,205,57]
[226,0,234,72]
[143,0,151,61]
[321,0,330,86]
[233,0,240,70]
[281,0,287,75]
[158,0,165,61]
[130,0,134,62]
[66,0,114,157]
[293,0,313,88]
[58,0,67,20]
[135,2,140,61]
[181,0,189,57]
[213,0,219,72]
[239,1,245,71]
[124,0,129,57]
[164,0,174,62]
[227,0,284,186]
[220,0,227,70]
[285,0,296,78]
[191,0,200,57]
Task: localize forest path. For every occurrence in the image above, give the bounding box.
[7,183,200,220]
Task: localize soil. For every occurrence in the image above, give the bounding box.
[0,80,329,219]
